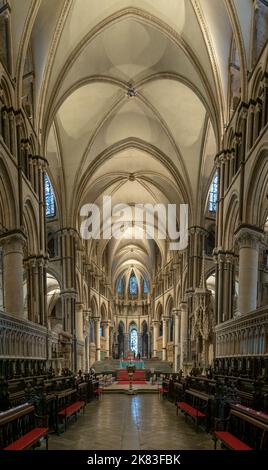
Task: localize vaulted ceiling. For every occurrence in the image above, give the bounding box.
[10,0,254,288]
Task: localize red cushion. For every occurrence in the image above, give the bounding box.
[177,401,206,417]
[4,427,48,450]
[214,432,253,451]
[159,388,168,393]
[58,401,85,417]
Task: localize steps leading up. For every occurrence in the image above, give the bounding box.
[92,358,173,374]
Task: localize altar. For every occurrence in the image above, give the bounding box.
[119,359,145,369]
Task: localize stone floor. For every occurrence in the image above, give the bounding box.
[45,394,213,450]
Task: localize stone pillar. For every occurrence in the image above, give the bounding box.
[0,231,26,317]
[94,318,101,361]
[25,257,47,325]
[104,321,110,357]
[76,302,84,341]
[180,302,188,369]
[152,320,159,357]
[173,309,179,372]
[216,253,225,324]
[162,317,168,361]
[83,309,90,372]
[61,290,77,370]
[235,225,263,314]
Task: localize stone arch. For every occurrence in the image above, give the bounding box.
[155,302,163,321]
[165,295,174,318]
[223,192,239,251]
[90,295,98,317]
[0,158,17,231]
[23,198,39,256]
[100,303,108,321]
[245,149,268,227]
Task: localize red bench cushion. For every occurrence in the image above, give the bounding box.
[177,401,206,418]
[214,431,253,451]
[58,400,85,417]
[4,427,48,450]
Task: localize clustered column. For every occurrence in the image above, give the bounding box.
[152,319,159,357]
[94,317,101,361]
[26,257,47,325]
[104,320,110,358]
[59,228,77,369]
[180,302,188,370]
[173,309,179,372]
[162,317,168,360]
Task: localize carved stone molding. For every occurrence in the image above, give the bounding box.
[235,225,264,250]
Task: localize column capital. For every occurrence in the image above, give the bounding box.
[76,302,84,310]
[0,230,27,251]
[235,224,264,250]
[172,308,180,317]
[93,316,100,322]
[60,289,77,300]
[31,155,48,171]
[179,301,187,312]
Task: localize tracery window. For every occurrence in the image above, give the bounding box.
[208,172,219,212]
[116,277,124,295]
[44,174,55,217]
[143,277,149,294]
[130,328,138,356]
[129,271,138,295]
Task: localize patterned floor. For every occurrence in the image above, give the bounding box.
[44,394,213,450]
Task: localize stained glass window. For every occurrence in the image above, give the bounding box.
[208,172,219,212]
[130,329,138,356]
[117,277,123,294]
[100,324,104,337]
[44,174,55,217]
[143,277,149,294]
[129,271,138,295]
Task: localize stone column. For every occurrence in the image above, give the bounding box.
[0,231,26,317]
[162,317,168,360]
[152,320,159,357]
[76,302,84,342]
[94,317,101,361]
[61,290,77,370]
[180,302,188,369]
[173,309,179,372]
[216,253,225,324]
[235,225,263,314]
[104,320,110,357]
[83,309,90,372]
